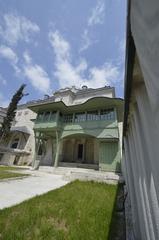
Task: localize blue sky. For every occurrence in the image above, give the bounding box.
[0,0,127,106]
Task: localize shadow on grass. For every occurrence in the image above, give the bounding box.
[108,183,126,240]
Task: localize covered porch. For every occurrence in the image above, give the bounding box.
[59,134,99,170]
[34,131,99,170]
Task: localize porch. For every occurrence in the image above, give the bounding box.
[35,132,99,170]
[59,135,99,169]
[34,132,121,172]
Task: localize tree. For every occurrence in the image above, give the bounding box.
[0,84,28,142]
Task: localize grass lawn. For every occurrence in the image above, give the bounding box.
[0,180,124,240]
[0,166,28,179]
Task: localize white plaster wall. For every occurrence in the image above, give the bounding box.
[1,107,36,166]
[73,89,114,105]
[124,83,159,240]
[54,88,115,106]
[41,139,53,166]
[15,107,36,165]
[15,108,36,129]
[94,139,99,164]
[0,153,15,165]
[131,0,159,127]
[118,122,123,157]
[124,1,159,239]
[24,134,35,164]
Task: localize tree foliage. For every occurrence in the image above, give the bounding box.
[0,84,27,140]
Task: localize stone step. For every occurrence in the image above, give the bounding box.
[58,162,99,170]
[38,166,124,184]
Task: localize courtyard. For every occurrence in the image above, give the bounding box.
[0,179,125,240]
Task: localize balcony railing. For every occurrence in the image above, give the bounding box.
[35,109,116,125]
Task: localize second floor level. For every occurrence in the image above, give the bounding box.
[28,97,123,132]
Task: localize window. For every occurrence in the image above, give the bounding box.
[37,112,44,121]
[100,109,115,120]
[43,111,50,121]
[75,112,86,122]
[50,111,56,121]
[11,138,19,149]
[63,114,73,123]
[87,110,99,121]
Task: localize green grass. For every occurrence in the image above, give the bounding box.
[0,181,119,240]
[0,166,28,179]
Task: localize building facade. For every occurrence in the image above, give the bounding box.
[0,105,36,165]
[28,86,123,171]
[123,0,159,239]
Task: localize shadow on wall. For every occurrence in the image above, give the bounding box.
[108,183,126,240]
[115,162,121,173]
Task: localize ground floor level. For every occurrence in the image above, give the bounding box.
[0,132,121,172]
[35,133,121,172]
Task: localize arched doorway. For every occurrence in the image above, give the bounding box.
[60,134,99,169]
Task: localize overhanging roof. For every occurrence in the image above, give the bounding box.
[28,97,124,122]
[11,126,33,135]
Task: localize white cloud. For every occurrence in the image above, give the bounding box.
[79,0,105,53]
[118,39,126,64]
[0,45,18,63]
[0,74,7,85]
[0,92,9,107]
[49,30,120,89]
[117,39,126,86]
[23,51,32,64]
[88,63,119,88]
[79,29,92,52]
[49,30,70,60]
[0,13,40,46]
[23,51,51,93]
[88,0,105,26]
[0,45,20,74]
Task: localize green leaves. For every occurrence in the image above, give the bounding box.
[0,84,27,141]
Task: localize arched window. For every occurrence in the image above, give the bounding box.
[11,138,19,149]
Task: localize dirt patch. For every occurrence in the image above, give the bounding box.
[47,217,68,233]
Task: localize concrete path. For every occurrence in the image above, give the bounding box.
[0,170,69,209]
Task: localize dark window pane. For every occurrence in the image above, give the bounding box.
[63,114,73,123]
[43,112,50,121]
[37,112,44,121]
[100,109,115,120]
[50,111,56,121]
[11,138,19,149]
[87,110,99,121]
[75,112,86,122]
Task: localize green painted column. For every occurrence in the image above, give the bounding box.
[56,110,60,123]
[54,130,60,167]
[33,131,41,169]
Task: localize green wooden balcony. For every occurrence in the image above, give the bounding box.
[33,109,118,139]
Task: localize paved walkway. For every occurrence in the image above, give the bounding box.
[0,170,69,209]
[0,166,123,210]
